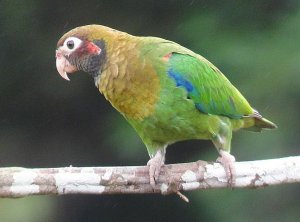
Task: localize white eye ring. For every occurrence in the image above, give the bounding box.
[62,37,82,54]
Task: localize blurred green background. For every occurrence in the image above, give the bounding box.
[0,0,299,221]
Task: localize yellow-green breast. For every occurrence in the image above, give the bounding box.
[96,34,161,120]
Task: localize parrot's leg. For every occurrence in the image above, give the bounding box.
[147,148,166,187]
[212,120,236,187]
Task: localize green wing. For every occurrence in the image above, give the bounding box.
[167,52,254,119]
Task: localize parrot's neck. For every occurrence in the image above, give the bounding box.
[93,34,138,87]
[88,29,136,86]
[94,37,160,120]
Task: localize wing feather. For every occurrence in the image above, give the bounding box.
[167,52,254,119]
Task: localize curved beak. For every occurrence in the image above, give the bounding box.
[55,49,77,81]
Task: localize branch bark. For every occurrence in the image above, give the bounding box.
[0,156,299,199]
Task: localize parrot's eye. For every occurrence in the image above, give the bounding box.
[62,37,82,53]
[66,40,74,49]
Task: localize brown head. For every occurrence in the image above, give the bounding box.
[55,25,122,81]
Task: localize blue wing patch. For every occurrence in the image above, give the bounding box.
[168,68,194,92]
[168,68,242,119]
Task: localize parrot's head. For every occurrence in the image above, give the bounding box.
[55,25,110,81]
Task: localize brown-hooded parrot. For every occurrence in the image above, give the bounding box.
[55,25,276,186]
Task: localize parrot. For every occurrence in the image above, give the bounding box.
[55,25,277,187]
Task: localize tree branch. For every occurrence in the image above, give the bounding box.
[0,156,299,199]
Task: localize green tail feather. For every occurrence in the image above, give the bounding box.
[255,117,277,129]
[244,117,277,132]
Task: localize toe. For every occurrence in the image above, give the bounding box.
[148,163,157,187]
[146,148,166,187]
[217,151,236,187]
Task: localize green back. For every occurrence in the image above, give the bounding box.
[167,53,254,118]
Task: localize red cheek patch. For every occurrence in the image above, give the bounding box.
[76,41,101,56]
[86,42,101,55]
